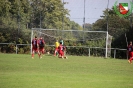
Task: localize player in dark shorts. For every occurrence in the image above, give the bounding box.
[31,36,39,59]
[38,37,45,58]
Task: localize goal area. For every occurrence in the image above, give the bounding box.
[31,28,110,58]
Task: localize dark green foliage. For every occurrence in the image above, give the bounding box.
[0,0,71,53]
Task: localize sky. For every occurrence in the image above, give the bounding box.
[62,0,132,25]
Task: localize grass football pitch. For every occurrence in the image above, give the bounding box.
[0,53,133,88]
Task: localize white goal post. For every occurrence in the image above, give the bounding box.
[31,28,109,58]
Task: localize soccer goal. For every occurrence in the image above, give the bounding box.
[31,28,110,58]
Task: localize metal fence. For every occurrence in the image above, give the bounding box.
[0,43,127,59]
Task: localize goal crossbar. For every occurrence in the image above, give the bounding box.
[31,28,107,33]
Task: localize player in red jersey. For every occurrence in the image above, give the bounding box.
[38,37,45,58]
[127,41,133,64]
[31,36,39,59]
[58,42,67,59]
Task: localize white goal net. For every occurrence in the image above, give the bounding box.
[31,28,110,58]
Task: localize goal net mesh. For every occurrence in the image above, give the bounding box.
[31,28,110,57]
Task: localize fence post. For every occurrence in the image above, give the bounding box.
[114,49,116,59]
[16,44,18,54]
[31,29,33,54]
[88,47,90,57]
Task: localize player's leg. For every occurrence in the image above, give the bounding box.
[39,49,43,59]
[32,48,35,59]
[55,48,59,56]
[63,50,68,59]
[42,48,45,56]
[131,57,133,63]
[37,48,41,58]
[39,47,44,59]
[129,57,132,63]
[130,52,133,63]
[61,51,64,59]
[59,51,64,59]
[128,52,133,64]
[128,57,131,63]
[58,50,61,58]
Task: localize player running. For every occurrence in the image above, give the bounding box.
[127,41,133,64]
[38,37,45,58]
[31,36,39,59]
[54,40,59,56]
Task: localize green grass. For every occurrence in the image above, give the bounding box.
[0,53,133,88]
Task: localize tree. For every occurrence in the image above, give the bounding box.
[83,23,92,30]
[92,7,131,48]
[69,21,83,30]
[29,0,70,29]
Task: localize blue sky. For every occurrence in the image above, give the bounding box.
[62,0,131,25]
